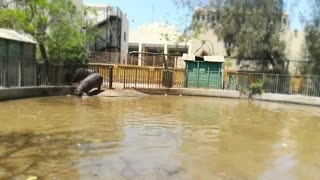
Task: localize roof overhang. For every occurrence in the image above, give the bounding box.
[0,28,37,44]
[182,53,225,62]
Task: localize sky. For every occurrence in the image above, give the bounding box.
[84,0,311,31]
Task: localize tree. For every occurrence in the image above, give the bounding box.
[175,0,287,71]
[304,0,320,75]
[0,0,95,63]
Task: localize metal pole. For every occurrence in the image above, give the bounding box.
[18,57,21,87]
[185,63,188,88]
[197,62,200,88]
[207,67,210,88]
[290,75,294,95]
[5,56,8,87]
[306,76,309,96]
[276,74,279,94]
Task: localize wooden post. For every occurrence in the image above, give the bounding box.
[108,66,113,89]
[135,68,138,87]
[123,67,126,89]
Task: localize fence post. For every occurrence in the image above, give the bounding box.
[153,55,155,67]
[306,76,309,96]
[123,68,126,89]
[4,56,8,87]
[207,68,210,88]
[148,69,150,88]
[248,73,251,88]
[175,57,177,68]
[108,66,113,89]
[197,62,200,88]
[18,57,22,87]
[276,74,279,94]
[290,75,294,95]
[135,68,138,87]
[236,72,238,90]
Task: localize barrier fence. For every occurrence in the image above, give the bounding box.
[225,72,320,97]
[1,57,320,97]
[88,51,184,69]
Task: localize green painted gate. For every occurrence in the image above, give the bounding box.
[185,61,223,89]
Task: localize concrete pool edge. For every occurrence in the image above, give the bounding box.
[134,88,320,107]
[0,86,76,101]
[134,88,242,99]
[252,93,320,107]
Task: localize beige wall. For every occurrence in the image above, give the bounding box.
[190,29,306,61]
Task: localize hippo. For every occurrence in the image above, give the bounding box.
[72,68,95,83]
[74,73,103,97]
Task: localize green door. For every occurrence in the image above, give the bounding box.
[186,61,222,89]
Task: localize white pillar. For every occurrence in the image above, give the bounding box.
[188,42,192,54]
[138,43,143,66]
[164,44,168,54]
[164,44,168,68]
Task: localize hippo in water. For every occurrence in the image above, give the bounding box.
[72,68,95,83]
[74,73,103,97]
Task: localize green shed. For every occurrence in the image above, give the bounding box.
[0,28,37,87]
[183,54,224,89]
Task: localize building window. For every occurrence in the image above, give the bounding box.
[201,15,206,22]
[211,15,216,23]
[124,32,126,41]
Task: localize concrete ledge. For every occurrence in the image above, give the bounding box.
[253,93,320,107]
[134,88,241,99]
[0,86,76,101]
[135,88,320,107]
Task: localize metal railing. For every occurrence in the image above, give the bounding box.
[0,56,112,88]
[1,56,320,98]
[225,72,320,97]
[110,66,185,88]
[88,51,185,69]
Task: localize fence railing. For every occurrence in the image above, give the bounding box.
[225,72,320,97]
[88,51,185,69]
[0,56,111,88]
[1,56,320,98]
[109,66,185,88]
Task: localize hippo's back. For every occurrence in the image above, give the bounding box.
[76,73,103,94]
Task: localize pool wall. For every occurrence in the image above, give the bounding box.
[134,88,320,107]
[252,93,320,106]
[134,88,242,99]
[0,86,76,101]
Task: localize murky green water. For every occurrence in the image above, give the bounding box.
[0,95,320,179]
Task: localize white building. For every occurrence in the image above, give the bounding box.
[129,22,189,67]
[85,3,129,64]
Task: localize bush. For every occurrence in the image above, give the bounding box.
[248,81,264,95]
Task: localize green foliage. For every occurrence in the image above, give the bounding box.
[0,0,96,63]
[238,86,248,95]
[224,58,233,69]
[248,81,264,95]
[304,0,320,75]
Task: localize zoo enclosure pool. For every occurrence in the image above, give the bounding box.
[0,95,320,179]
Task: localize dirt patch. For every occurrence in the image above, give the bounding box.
[97,89,147,97]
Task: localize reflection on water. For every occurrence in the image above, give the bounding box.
[0,96,320,179]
